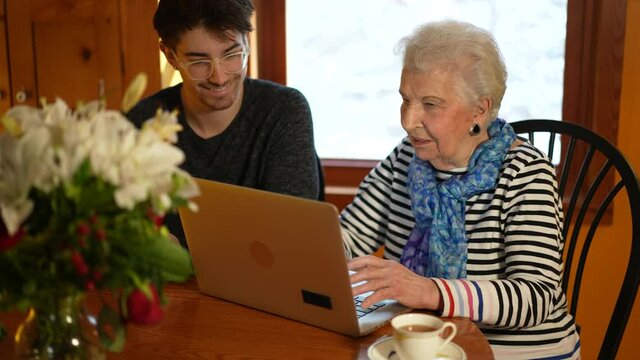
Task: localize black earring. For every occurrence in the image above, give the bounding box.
[469,123,481,136]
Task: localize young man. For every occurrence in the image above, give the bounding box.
[127,0,321,248]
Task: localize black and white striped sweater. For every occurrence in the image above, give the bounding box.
[340,138,580,359]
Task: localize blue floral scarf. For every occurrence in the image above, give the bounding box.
[400,118,515,278]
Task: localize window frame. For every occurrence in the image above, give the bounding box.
[253,0,627,212]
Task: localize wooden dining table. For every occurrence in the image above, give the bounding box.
[0,278,494,359]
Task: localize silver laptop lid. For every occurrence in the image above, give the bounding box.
[180,179,368,336]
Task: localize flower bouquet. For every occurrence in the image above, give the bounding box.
[0,74,199,358]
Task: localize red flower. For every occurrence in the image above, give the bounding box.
[146,208,164,228]
[126,285,164,325]
[85,280,95,291]
[95,228,106,241]
[70,251,89,276]
[76,222,91,236]
[0,222,25,252]
[92,269,103,283]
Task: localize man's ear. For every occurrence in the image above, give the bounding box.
[160,42,178,69]
[242,33,250,47]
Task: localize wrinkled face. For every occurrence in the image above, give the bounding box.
[167,26,247,112]
[400,68,483,170]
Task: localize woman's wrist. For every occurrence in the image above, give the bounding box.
[422,278,444,311]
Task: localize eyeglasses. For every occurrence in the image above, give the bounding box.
[173,50,250,80]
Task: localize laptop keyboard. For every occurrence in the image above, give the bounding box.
[354,296,385,318]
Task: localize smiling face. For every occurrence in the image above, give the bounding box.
[400,68,489,170]
[166,26,247,113]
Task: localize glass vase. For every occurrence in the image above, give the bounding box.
[14,294,106,360]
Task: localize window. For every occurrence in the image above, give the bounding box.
[286,0,567,160]
[252,0,626,211]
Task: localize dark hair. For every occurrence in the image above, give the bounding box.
[154,0,254,49]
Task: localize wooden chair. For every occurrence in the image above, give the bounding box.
[511,119,640,360]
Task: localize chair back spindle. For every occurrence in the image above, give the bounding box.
[511,119,640,360]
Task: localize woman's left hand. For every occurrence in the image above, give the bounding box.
[348,255,442,310]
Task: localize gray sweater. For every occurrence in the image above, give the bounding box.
[126,78,320,247]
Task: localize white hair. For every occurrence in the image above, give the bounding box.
[397,20,507,120]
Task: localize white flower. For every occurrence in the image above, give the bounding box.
[41,98,73,129]
[4,105,44,136]
[0,82,199,234]
[87,110,138,186]
[113,131,185,209]
[174,168,201,200]
[74,100,104,120]
[36,99,93,189]
[121,73,148,113]
[143,109,183,143]
[52,119,92,185]
[0,127,52,234]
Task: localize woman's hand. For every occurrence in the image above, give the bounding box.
[348,255,442,310]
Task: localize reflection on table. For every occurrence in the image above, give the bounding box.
[0,278,494,359]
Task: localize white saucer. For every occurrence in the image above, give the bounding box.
[367,336,467,360]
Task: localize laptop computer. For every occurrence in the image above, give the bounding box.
[179,178,409,337]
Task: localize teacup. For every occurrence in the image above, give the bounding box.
[391,313,457,360]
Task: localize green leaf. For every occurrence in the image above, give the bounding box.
[145,237,193,282]
[119,291,129,319]
[16,298,32,312]
[127,273,153,299]
[97,304,126,352]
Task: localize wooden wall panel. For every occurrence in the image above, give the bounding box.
[6,0,123,108]
[617,4,640,358]
[34,21,103,105]
[3,0,160,110]
[254,0,286,84]
[0,0,10,114]
[94,1,123,108]
[564,0,627,142]
[563,0,627,223]
[5,0,37,106]
[118,0,161,98]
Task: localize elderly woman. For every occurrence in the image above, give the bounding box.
[343,21,580,359]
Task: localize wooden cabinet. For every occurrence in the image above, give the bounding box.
[0,0,160,111]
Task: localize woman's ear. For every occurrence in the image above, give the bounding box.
[474,97,493,124]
